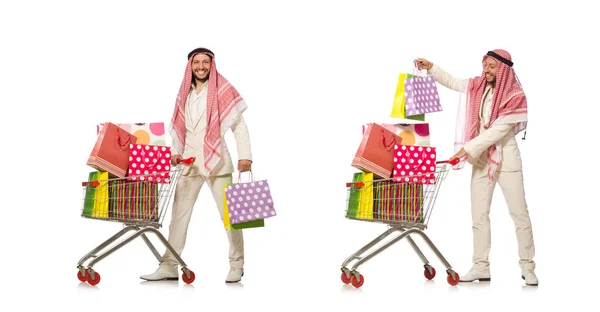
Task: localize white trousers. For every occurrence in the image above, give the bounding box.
[470,164,535,271]
[161,173,244,269]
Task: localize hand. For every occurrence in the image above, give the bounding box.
[452,148,468,161]
[238,159,252,172]
[171,155,183,166]
[414,58,433,71]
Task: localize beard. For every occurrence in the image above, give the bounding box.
[194,71,209,83]
[486,74,496,87]
[192,73,210,86]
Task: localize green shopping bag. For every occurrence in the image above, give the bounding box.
[82,172,98,217]
[346,172,363,218]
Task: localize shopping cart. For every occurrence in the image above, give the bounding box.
[340,158,461,288]
[77,157,196,286]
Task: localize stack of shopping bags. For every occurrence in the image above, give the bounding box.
[82,122,171,222]
[346,66,442,223]
[222,173,277,230]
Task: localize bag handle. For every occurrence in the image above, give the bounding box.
[144,151,164,170]
[116,129,132,149]
[137,147,169,170]
[401,146,432,170]
[235,171,255,184]
[412,61,427,77]
[381,129,396,151]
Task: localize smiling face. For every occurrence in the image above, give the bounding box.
[191,53,211,83]
[483,57,498,86]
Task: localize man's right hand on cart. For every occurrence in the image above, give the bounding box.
[171,155,183,166]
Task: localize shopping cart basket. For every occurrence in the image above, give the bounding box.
[77,157,196,286]
[340,158,461,288]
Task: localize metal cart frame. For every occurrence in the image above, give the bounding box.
[77,157,196,286]
[341,158,461,288]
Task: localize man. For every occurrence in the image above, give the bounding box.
[414,49,538,286]
[141,47,253,283]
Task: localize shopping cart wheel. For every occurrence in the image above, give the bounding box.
[182,270,195,284]
[447,272,459,286]
[77,270,87,282]
[350,272,364,288]
[424,266,436,280]
[341,272,351,284]
[86,271,101,286]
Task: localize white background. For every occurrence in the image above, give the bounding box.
[1,0,598,311]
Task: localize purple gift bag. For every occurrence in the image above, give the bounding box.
[225,174,276,225]
[404,74,442,116]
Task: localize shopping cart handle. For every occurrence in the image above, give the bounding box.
[436,158,461,166]
[82,181,100,187]
[346,182,364,188]
[449,157,460,166]
[177,157,195,166]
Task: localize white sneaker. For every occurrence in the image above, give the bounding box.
[459,268,491,282]
[225,268,244,283]
[521,270,539,286]
[140,265,178,281]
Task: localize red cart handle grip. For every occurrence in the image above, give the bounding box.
[448,157,460,165]
[176,157,195,166]
[346,182,365,188]
[436,158,460,166]
[82,181,100,187]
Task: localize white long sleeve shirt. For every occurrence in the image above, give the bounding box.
[428,65,521,170]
